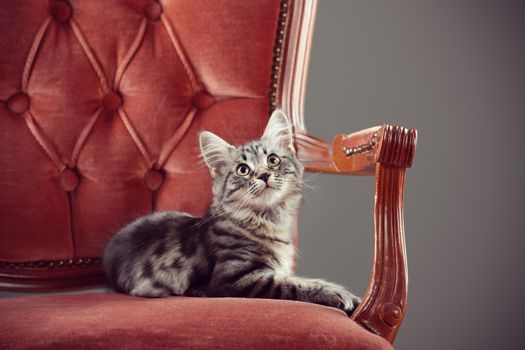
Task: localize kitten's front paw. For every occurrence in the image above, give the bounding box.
[313,282,361,316]
[332,287,361,316]
[343,292,361,316]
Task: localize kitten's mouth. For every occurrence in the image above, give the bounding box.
[251,180,283,199]
[262,184,273,190]
[252,184,274,197]
[250,182,288,207]
[255,186,270,195]
[258,184,281,198]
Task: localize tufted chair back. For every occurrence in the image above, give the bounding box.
[0,0,293,290]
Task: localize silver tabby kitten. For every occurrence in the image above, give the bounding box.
[103,110,360,315]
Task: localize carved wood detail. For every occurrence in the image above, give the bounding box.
[349,162,410,343]
[280,1,417,343]
[297,124,416,172]
[295,126,416,344]
[295,125,416,344]
[347,125,416,343]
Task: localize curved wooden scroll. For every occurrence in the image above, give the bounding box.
[349,125,417,343]
[295,124,417,344]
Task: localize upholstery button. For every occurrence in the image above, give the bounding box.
[7,92,30,114]
[143,1,163,21]
[192,91,215,110]
[102,92,123,113]
[60,168,79,192]
[144,169,165,191]
[50,1,72,23]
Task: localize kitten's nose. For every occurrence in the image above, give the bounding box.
[257,172,270,183]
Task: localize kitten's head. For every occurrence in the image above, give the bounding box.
[199,110,303,210]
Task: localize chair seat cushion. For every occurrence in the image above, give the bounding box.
[0,293,392,350]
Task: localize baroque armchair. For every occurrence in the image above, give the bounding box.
[0,0,416,349]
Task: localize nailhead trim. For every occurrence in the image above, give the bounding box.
[269,0,289,112]
[0,257,102,269]
[343,131,379,157]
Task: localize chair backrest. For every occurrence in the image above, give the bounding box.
[0,0,315,291]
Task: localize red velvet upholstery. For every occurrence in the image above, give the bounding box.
[0,294,393,350]
[0,0,282,272]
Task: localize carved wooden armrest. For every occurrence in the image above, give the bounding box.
[295,125,417,343]
[295,124,415,175]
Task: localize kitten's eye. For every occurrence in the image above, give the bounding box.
[267,154,281,168]
[236,163,251,176]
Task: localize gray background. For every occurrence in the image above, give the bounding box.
[297,0,525,349]
[2,1,524,349]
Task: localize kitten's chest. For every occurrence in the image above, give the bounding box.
[268,240,294,276]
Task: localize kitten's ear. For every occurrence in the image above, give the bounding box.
[199,131,235,177]
[262,109,294,152]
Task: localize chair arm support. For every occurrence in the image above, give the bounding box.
[295,124,416,174]
[295,124,417,344]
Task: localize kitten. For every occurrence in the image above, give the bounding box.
[103,110,360,315]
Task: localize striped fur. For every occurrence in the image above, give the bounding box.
[103,110,360,315]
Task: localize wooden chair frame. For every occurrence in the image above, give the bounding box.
[278,0,417,343]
